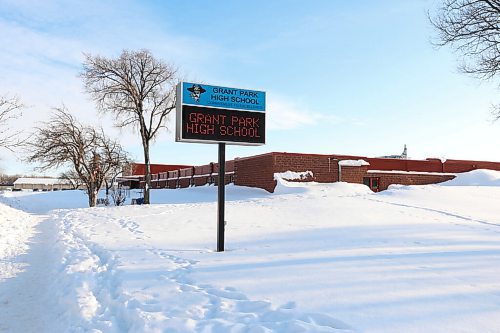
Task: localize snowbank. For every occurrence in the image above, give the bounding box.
[442,169,500,186]
[0,202,38,281]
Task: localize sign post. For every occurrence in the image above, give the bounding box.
[217,143,226,252]
[176,82,266,252]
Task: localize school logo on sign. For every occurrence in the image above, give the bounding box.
[187,84,206,102]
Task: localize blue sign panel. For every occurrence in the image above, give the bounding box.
[182,82,265,112]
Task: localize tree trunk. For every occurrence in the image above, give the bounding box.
[88,186,97,207]
[105,178,112,200]
[143,142,151,204]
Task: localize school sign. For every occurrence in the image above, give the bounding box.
[176,82,266,145]
[176,82,266,252]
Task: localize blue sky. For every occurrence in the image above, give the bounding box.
[0,0,499,175]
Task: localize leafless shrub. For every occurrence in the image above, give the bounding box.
[110,185,127,206]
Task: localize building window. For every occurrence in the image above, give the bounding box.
[363,177,370,187]
[363,177,380,192]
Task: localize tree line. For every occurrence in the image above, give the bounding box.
[1,50,178,207]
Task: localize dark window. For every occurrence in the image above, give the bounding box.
[363,177,370,187]
[363,177,380,191]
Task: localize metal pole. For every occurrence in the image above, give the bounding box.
[217,143,226,252]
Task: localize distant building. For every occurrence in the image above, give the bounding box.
[13,177,75,191]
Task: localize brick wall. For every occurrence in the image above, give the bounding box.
[233,152,344,192]
[340,165,369,184]
[178,178,190,188]
[234,153,276,192]
[367,172,455,191]
[214,175,233,186]
[213,160,235,174]
[360,157,500,174]
[193,176,209,187]
[125,163,192,176]
[273,153,338,183]
[195,164,214,176]
[363,158,444,173]
[167,179,177,189]
[443,159,500,173]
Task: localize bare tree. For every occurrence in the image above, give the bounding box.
[26,107,129,207]
[0,95,24,151]
[80,49,178,204]
[430,0,500,117]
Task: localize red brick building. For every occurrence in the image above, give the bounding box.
[121,152,500,193]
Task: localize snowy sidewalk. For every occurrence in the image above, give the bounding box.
[0,206,67,332]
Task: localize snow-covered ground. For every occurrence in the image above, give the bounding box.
[1,170,500,332]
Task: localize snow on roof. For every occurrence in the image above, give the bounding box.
[13,177,72,185]
[338,159,370,167]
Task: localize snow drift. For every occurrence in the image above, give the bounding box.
[442,169,500,186]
